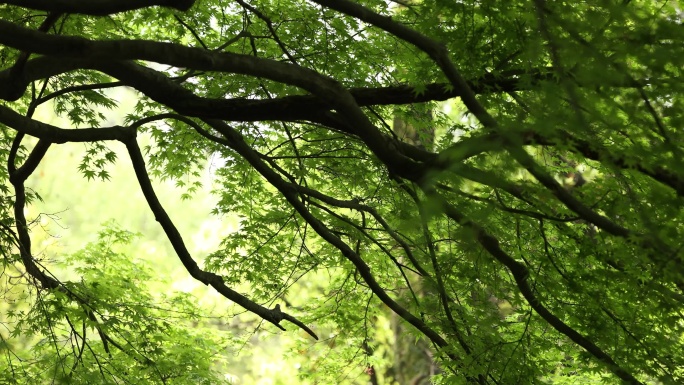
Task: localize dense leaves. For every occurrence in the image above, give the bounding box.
[0,0,683,384]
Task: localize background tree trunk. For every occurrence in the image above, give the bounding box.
[388,104,436,385]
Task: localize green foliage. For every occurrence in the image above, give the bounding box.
[1,222,231,384]
[0,0,683,384]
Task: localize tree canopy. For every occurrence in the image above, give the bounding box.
[0,0,683,384]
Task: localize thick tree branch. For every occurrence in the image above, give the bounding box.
[0,105,135,143]
[0,23,426,179]
[0,57,645,118]
[0,20,346,99]
[0,0,196,15]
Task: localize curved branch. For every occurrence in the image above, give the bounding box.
[0,18,428,181]
[9,139,58,288]
[121,132,317,340]
[0,105,135,143]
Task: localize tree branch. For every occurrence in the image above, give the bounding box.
[0,0,196,15]
[0,104,135,143]
[121,131,318,340]
[434,193,644,385]
[0,57,645,117]
[200,118,453,354]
